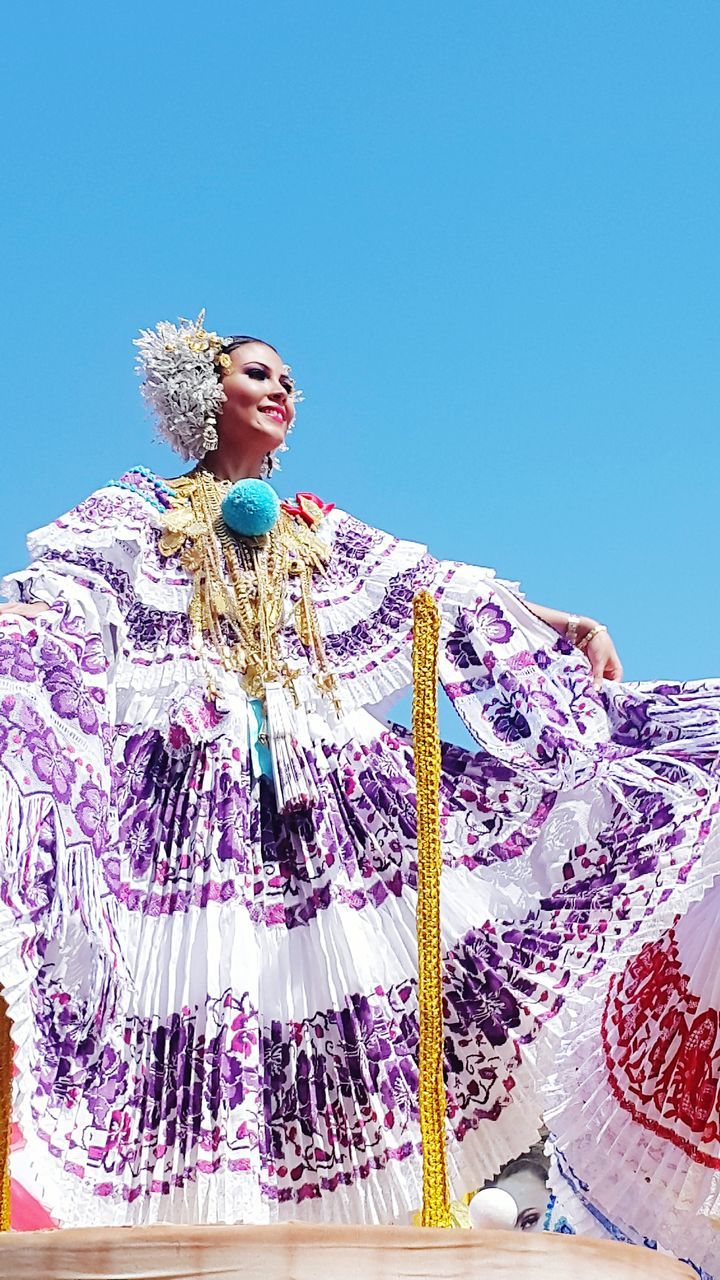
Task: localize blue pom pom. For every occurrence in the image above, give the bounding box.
[221,479,280,537]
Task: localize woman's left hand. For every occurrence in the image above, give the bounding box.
[583,626,623,689]
[523,601,624,689]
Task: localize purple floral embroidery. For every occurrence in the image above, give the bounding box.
[77,495,129,524]
[41,545,134,609]
[37,808,57,854]
[42,661,102,734]
[26,729,77,803]
[127,603,190,650]
[85,1044,130,1128]
[634,792,675,833]
[323,560,436,665]
[472,601,513,645]
[446,611,479,670]
[380,1062,417,1129]
[356,765,416,840]
[120,801,157,877]
[454,950,521,1048]
[530,689,570,726]
[610,696,653,747]
[117,731,162,805]
[76,780,109,853]
[81,633,107,675]
[331,523,377,564]
[489,695,532,742]
[0,631,36,682]
[216,771,251,865]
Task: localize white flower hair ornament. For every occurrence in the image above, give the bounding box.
[134,310,300,474]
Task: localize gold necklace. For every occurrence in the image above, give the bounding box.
[158,468,337,707]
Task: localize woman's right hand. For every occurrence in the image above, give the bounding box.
[0,601,52,619]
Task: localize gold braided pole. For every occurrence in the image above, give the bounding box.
[412,591,452,1229]
[0,993,11,1231]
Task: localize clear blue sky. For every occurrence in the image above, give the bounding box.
[2,2,718,743]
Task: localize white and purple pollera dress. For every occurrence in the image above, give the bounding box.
[2,465,720,1230]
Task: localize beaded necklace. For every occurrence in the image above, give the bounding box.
[158,468,337,708]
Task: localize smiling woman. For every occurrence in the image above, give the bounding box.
[134,317,298,473]
[202,336,296,478]
[0,311,719,1263]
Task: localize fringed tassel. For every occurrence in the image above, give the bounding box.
[265,681,319,815]
[0,993,11,1231]
[412,591,452,1229]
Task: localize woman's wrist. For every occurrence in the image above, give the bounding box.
[524,603,603,645]
[565,615,600,646]
[565,614,581,645]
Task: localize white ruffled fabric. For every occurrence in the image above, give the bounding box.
[546,1140,712,1279]
[545,874,720,1273]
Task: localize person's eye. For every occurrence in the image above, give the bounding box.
[518,1211,540,1231]
[246,367,268,380]
[280,378,294,395]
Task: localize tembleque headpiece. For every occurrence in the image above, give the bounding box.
[134,310,300,473]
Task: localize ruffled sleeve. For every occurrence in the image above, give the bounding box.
[317,510,607,782]
[1,482,176,658]
[436,560,612,781]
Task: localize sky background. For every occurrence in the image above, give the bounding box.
[2,2,718,743]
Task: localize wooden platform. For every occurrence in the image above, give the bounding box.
[0,1222,694,1279]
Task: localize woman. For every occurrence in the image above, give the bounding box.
[1,310,719,1231]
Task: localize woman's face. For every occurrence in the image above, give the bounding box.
[493,1167,547,1232]
[217,342,296,454]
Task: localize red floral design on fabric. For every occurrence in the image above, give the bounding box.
[602,929,720,1166]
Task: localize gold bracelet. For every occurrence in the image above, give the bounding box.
[566,614,581,646]
[577,623,608,652]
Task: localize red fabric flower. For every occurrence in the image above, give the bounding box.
[280,493,334,528]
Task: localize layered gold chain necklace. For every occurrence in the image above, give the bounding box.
[158,467,337,708]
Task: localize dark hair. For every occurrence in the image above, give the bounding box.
[497,1156,548,1183]
[481,1152,549,1195]
[221,335,278,356]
